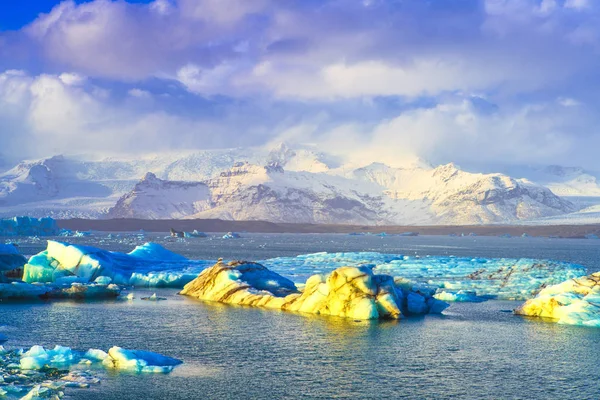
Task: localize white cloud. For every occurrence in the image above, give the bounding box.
[558,97,580,107]
[59,72,87,86]
[565,0,590,10]
[128,88,152,99]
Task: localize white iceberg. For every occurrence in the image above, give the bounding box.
[515,273,600,327]
[262,252,586,300]
[0,216,60,237]
[181,260,448,320]
[23,241,211,287]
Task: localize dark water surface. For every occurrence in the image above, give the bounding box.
[3,234,600,399]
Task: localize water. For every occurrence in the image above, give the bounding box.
[3,234,600,399]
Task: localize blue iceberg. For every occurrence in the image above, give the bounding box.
[0,343,182,400]
[23,241,211,287]
[0,244,27,278]
[0,216,60,237]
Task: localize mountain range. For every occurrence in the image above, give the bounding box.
[1,143,598,225]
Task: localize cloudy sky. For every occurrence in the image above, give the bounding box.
[0,0,599,170]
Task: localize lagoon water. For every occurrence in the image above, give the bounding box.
[3,234,600,399]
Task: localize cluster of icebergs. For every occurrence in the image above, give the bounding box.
[262,252,586,301]
[0,344,182,399]
[2,238,600,326]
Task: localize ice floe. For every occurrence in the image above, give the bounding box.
[515,273,600,327]
[262,252,587,300]
[181,260,448,320]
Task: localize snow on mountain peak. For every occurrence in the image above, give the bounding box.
[0,146,585,224]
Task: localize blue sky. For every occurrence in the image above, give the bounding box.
[0,0,599,169]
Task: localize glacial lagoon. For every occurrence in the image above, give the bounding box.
[3,233,600,399]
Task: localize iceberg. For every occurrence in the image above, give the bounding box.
[0,244,27,279]
[222,232,241,239]
[434,290,486,302]
[15,344,181,373]
[515,273,600,327]
[0,343,182,399]
[103,346,183,373]
[0,216,60,237]
[23,241,211,287]
[262,252,586,300]
[184,230,207,238]
[181,260,448,320]
[0,281,121,300]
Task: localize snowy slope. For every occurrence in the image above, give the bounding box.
[108,173,211,219]
[109,161,573,225]
[502,165,600,197]
[351,163,575,224]
[0,145,580,225]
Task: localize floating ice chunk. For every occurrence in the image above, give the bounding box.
[434,290,486,302]
[222,232,241,239]
[0,280,120,301]
[128,242,188,261]
[103,346,183,373]
[94,276,112,285]
[23,241,210,287]
[20,345,75,370]
[515,273,600,327]
[0,282,52,299]
[181,261,447,320]
[141,293,167,301]
[84,349,109,361]
[184,230,207,238]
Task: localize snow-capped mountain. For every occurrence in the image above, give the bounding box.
[0,144,581,225]
[108,173,211,219]
[104,159,574,225]
[351,163,575,224]
[504,165,600,197]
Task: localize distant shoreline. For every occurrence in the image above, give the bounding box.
[57,218,600,239]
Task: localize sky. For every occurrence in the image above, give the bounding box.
[0,0,599,170]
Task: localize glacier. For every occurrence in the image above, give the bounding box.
[262,252,587,301]
[181,260,448,320]
[0,343,181,399]
[515,272,600,327]
[0,216,60,236]
[23,241,211,287]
